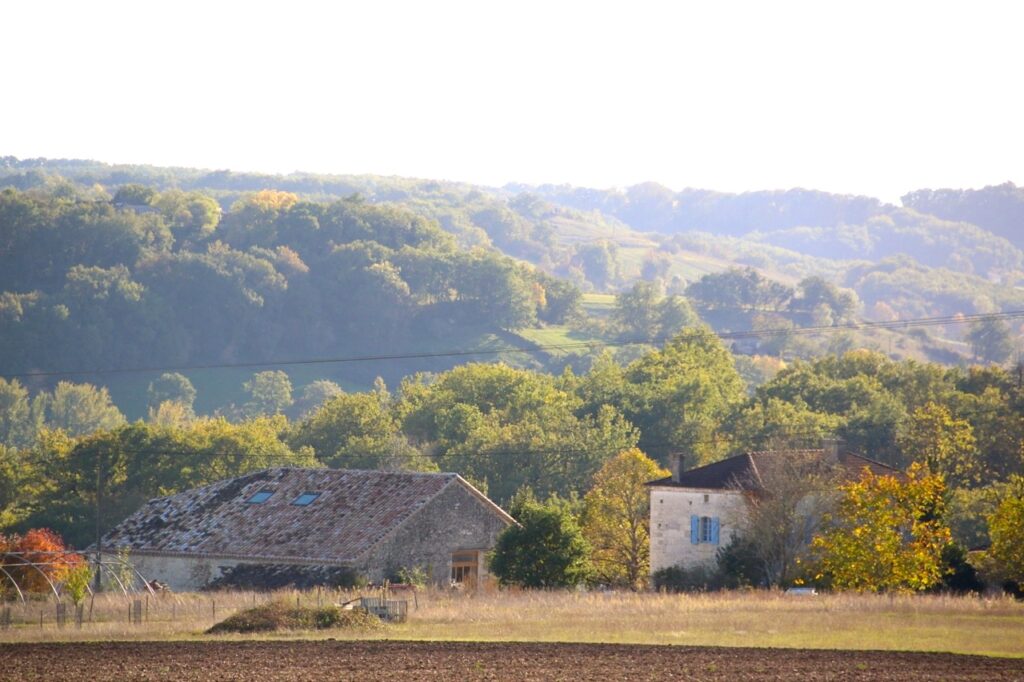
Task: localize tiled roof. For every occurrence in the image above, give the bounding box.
[648,449,901,490]
[101,468,510,564]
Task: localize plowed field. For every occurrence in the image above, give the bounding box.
[3,640,1022,680]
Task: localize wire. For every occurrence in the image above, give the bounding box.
[3,309,1022,380]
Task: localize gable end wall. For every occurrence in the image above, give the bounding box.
[356,481,512,585]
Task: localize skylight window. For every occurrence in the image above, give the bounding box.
[291,492,321,506]
[246,491,274,504]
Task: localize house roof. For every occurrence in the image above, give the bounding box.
[100,468,513,564]
[647,449,900,490]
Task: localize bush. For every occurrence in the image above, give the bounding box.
[930,544,984,594]
[652,563,725,592]
[206,601,383,634]
[391,565,428,588]
[715,536,765,589]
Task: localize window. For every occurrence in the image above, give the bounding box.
[690,515,720,545]
[246,491,274,504]
[291,492,321,506]
[699,516,713,543]
[451,551,480,587]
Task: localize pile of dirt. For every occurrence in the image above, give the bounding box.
[206,602,383,634]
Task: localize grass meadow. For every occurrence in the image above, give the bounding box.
[2,588,1023,658]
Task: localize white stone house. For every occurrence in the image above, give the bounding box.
[648,444,899,577]
[98,468,515,591]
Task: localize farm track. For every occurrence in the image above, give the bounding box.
[3,640,1023,681]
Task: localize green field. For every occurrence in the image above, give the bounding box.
[513,326,604,357]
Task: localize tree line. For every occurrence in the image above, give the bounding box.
[2,335,1024,559]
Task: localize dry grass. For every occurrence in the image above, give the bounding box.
[2,588,1022,658]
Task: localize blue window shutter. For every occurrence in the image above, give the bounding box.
[690,515,700,544]
[711,517,720,545]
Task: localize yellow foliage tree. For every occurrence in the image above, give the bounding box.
[897,402,980,487]
[811,463,951,592]
[986,490,1024,585]
[582,448,669,589]
[236,189,299,213]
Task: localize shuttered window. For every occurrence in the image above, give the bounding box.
[690,515,720,545]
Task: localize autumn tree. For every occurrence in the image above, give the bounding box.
[811,464,951,592]
[986,488,1024,585]
[582,449,668,589]
[897,402,980,488]
[0,528,83,594]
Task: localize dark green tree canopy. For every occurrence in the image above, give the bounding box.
[489,492,592,588]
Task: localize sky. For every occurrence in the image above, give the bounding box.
[2,0,1022,203]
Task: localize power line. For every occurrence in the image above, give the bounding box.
[3,309,1022,381]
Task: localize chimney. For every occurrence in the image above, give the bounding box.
[821,437,842,464]
[671,453,685,482]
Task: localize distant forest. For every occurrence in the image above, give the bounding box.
[1,156,1023,420]
[2,157,1024,551]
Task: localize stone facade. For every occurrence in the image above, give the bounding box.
[648,486,747,574]
[357,481,508,585]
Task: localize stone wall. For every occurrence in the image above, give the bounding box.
[357,481,512,585]
[110,553,244,592]
[649,486,747,574]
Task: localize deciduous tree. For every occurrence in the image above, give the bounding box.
[811,464,951,592]
[489,492,591,588]
[582,449,668,588]
[986,489,1024,585]
[898,402,980,488]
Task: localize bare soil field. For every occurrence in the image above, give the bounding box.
[2,640,1023,681]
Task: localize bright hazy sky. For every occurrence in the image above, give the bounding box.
[3,1,1022,203]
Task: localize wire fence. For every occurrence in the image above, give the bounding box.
[0,586,373,637]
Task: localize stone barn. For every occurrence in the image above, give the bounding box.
[99,468,515,591]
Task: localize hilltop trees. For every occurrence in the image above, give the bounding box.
[611,282,697,342]
[686,268,793,313]
[965,317,1015,365]
[0,188,578,392]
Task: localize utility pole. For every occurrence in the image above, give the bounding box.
[93,450,103,592]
